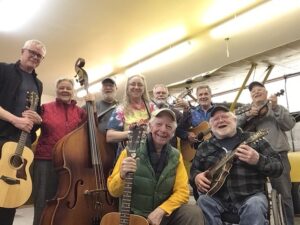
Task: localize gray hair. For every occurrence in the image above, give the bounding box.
[152,84,169,93]
[56,78,74,88]
[148,114,177,133]
[196,85,211,94]
[23,39,47,57]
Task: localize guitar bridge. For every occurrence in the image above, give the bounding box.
[0,175,20,185]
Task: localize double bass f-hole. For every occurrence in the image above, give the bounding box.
[39,59,117,225]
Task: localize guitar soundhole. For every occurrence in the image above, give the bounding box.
[10,155,23,169]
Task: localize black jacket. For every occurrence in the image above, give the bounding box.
[0,61,43,143]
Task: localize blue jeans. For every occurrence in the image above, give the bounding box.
[197,192,268,225]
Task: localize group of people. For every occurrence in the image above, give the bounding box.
[0,39,296,225]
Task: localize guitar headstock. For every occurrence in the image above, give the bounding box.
[26,91,39,111]
[245,129,268,145]
[127,124,147,158]
[74,58,89,92]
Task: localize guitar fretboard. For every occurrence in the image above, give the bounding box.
[16,132,28,156]
[120,172,134,225]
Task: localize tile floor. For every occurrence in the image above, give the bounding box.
[13,204,300,225]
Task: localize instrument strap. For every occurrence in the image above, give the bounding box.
[97,103,118,119]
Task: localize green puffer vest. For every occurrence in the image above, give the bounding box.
[129,142,180,217]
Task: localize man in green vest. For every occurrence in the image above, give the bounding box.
[107,108,204,225]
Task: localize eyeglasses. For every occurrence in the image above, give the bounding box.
[24,49,44,60]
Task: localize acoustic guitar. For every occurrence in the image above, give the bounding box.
[0,91,39,208]
[100,124,149,225]
[206,129,268,196]
[180,121,211,162]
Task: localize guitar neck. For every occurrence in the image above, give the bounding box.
[16,131,29,156]
[120,172,134,225]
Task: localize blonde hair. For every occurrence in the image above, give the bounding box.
[122,74,150,111]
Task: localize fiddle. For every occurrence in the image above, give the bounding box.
[235,89,284,118]
[235,89,284,132]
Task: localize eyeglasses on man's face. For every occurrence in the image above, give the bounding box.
[24,48,44,60]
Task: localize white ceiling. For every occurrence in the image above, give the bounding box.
[1,0,300,100]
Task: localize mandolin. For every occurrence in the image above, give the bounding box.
[0,91,38,208]
[206,129,268,196]
[100,124,149,225]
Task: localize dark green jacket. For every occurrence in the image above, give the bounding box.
[130,142,180,217]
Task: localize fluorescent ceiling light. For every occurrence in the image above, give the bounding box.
[0,0,46,32]
[119,26,187,67]
[124,41,195,76]
[202,0,257,25]
[210,0,300,39]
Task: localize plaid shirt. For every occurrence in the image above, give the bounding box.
[190,128,283,205]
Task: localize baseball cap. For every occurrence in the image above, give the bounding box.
[102,77,116,85]
[210,105,229,117]
[248,81,265,91]
[151,108,176,121]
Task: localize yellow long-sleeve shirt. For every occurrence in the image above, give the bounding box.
[107,149,189,215]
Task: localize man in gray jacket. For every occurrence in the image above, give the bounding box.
[237,81,296,225]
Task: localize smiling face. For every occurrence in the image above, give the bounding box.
[149,112,176,151]
[210,111,237,139]
[102,82,117,103]
[153,85,169,102]
[127,75,145,100]
[250,85,268,105]
[197,87,212,110]
[56,79,74,103]
[19,42,45,73]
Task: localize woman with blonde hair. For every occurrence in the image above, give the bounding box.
[106,74,155,156]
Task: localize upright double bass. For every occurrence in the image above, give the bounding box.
[39,58,118,225]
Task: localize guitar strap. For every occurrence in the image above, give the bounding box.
[142,97,151,120]
[97,103,117,120]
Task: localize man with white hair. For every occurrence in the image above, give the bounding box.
[107,108,204,225]
[152,83,190,148]
[95,77,118,133]
[0,39,46,225]
[191,105,283,225]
